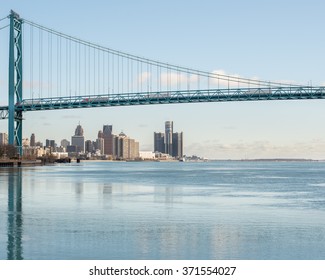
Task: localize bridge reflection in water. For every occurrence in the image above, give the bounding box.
[7,169,23,260]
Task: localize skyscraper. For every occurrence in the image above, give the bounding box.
[172,132,183,158]
[98,130,104,139]
[46,139,56,149]
[154,132,165,153]
[96,138,105,155]
[30,133,36,147]
[71,123,85,153]
[165,121,173,156]
[85,140,94,153]
[75,124,84,136]
[154,121,183,158]
[103,125,114,155]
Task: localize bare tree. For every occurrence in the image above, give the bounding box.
[0,144,18,159]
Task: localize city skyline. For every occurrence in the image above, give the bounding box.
[154,121,183,158]
[1,1,325,159]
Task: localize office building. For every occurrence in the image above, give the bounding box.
[111,131,139,160]
[30,133,36,147]
[96,137,105,155]
[165,121,173,155]
[71,123,85,153]
[46,139,56,149]
[71,136,84,153]
[154,121,183,158]
[75,123,84,136]
[172,132,183,158]
[154,132,165,153]
[103,125,114,155]
[85,140,94,153]
[118,132,129,159]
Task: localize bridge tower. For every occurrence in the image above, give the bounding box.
[8,10,23,155]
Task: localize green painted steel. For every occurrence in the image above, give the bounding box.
[8,11,15,145]
[0,108,9,119]
[7,10,23,155]
[11,86,325,112]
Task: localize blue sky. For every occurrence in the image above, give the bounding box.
[1,0,325,159]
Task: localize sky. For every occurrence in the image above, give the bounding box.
[1,0,325,159]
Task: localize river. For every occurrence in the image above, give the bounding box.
[1,161,325,259]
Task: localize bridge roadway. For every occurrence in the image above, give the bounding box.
[1,86,325,117]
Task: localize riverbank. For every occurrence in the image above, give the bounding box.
[0,159,42,167]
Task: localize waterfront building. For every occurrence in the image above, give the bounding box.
[139,151,155,159]
[51,152,69,159]
[23,146,45,158]
[154,121,183,158]
[0,132,8,145]
[94,125,140,159]
[128,138,136,159]
[132,140,139,159]
[117,132,129,159]
[114,135,121,158]
[154,132,165,153]
[30,133,36,147]
[172,132,183,158]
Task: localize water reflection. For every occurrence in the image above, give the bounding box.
[7,169,23,260]
[102,183,112,196]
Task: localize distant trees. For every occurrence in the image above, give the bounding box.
[0,144,18,159]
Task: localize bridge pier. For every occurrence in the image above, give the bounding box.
[8,10,23,156]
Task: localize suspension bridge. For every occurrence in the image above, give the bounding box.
[0,10,325,155]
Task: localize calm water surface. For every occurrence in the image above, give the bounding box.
[1,161,325,260]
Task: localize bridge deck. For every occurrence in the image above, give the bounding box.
[1,86,325,115]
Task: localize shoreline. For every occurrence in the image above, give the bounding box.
[0,158,322,167]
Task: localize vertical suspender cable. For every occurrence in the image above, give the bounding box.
[98,48,100,94]
[112,53,114,93]
[30,24,33,99]
[39,28,42,98]
[84,44,86,95]
[103,50,105,93]
[93,47,95,95]
[48,33,50,98]
[107,51,110,93]
[127,55,129,93]
[117,54,120,93]
[88,44,90,94]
